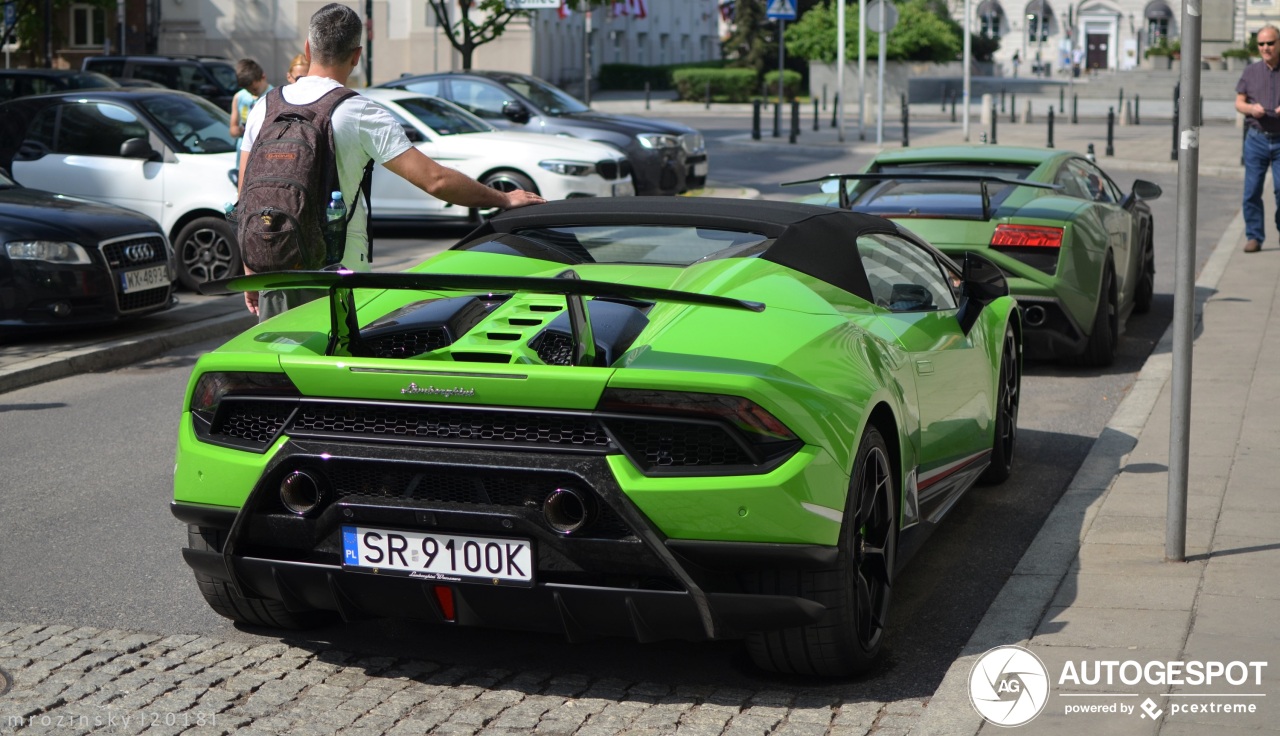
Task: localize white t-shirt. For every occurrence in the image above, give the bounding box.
[242,76,414,271]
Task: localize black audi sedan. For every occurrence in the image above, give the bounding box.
[378,70,708,196]
[0,169,176,332]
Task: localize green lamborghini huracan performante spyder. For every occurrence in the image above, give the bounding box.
[794,146,1162,367]
[171,198,1021,677]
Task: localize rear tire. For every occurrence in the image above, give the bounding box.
[745,426,897,677]
[186,525,329,629]
[980,322,1020,485]
[1070,265,1117,368]
[175,216,241,291]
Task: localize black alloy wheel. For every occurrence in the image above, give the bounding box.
[1134,241,1155,314]
[1071,265,1118,368]
[980,322,1020,485]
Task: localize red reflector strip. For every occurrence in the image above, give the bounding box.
[432,585,456,621]
[991,224,1063,248]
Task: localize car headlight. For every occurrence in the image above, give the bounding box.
[679,132,704,153]
[636,133,680,150]
[539,160,596,176]
[4,241,93,264]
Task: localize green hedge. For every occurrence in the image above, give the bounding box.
[598,60,727,91]
[762,70,803,101]
[672,68,759,102]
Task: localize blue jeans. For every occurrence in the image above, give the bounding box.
[1242,127,1280,244]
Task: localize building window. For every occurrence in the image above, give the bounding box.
[1146,18,1169,43]
[660,33,669,65]
[1027,14,1050,42]
[637,32,648,65]
[70,4,105,48]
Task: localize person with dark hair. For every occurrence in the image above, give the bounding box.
[238,3,544,319]
[1237,24,1280,253]
[229,58,270,152]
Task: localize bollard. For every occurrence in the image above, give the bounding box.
[814,97,820,131]
[1106,107,1115,156]
[1199,96,1204,127]
[1134,94,1140,125]
[790,100,800,144]
[832,93,839,128]
[942,86,948,113]
[1011,94,1017,123]
[1059,87,1065,113]
[822,84,827,111]
[1171,82,1180,161]
[645,82,651,111]
[991,104,998,145]
[951,90,957,123]
[1000,87,1006,113]
[773,102,781,138]
[1047,106,1055,148]
[1024,99,1033,124]
[1119,88,1124,114]
[1072,94,1078,124]
[752,99,762,140]
[1087,142,1096,162]
[705,80,712,110]
[902,94,910,147]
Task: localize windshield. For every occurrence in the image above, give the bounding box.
[64,72,120,90]
[395,96,492,135]
[461,225,770,266]
[138,94,236,154]
[204,62,239,94]
[494,74,590,116]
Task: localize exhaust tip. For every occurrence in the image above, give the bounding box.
[543,488,592,535]
[1024,305,1047,327]
[280,470,325,516]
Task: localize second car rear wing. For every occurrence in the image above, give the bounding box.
[782,172,1059,219]
[201,269,766,362]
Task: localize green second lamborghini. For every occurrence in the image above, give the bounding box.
[171,197,1020,677]
[794,145,1162,367]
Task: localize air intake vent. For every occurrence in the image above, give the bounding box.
[365,328,449,358]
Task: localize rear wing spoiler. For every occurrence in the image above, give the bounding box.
[201,269,765,363]
[782,172,1059,219]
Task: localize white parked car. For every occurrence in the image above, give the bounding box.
[359,88,634,221]
[0,89,239,290]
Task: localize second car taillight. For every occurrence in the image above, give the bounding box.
[990,224,1064,248]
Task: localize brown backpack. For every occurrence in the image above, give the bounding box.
[233,87,371,272]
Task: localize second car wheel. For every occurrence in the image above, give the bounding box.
[175,216,241,291]
[1071,265,1118,368]
[481,170,538,195]
[745,425,897,677]
[979,322,1020,485]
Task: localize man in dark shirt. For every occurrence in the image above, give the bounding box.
[1237,24,1280,252]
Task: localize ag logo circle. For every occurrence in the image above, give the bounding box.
[969,645,1050,727]
[0,666,11,697]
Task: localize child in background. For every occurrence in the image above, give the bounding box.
[286,53,309,84]
[229,59,272,153]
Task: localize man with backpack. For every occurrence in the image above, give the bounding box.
[237,3,545,320]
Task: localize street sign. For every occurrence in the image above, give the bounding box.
[866,0,899,32]
[3,2,15,29]
[765,0,797,21]
[504,0,560,8]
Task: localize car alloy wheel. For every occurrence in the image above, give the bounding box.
[1073,265,1118,368]
[980,323,1020,485]
[481,170,538,195]
[176,216,241,291]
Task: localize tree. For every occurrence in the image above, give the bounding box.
[723,0,824,75]
[784,0,968,63]
[427,0,610,71]
[3,0,115,65]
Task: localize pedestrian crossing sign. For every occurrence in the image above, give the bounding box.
[766,0,797,20]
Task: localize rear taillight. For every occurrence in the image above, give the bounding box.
[597,389,798,442]
[991,224,1063,248]
[190,371,299,424]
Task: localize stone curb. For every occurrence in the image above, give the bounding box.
[0,309,254,395]
[909,206,1246,736]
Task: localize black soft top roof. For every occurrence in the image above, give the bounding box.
[464,197,945,302]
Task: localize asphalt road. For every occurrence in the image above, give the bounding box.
[0,134,1245,708]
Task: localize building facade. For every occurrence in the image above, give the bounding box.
[960,0,1259,75]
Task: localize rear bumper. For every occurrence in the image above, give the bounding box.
[1016,295,1088,360]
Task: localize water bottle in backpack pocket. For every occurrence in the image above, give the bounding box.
[324,191,347,266]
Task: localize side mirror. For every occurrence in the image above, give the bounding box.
[1132,179,1162,201]
[400,124,425,143]
[120,137,161,161]
[957,251,1009,334]
[14,139,49,161]
[502,100,530,124]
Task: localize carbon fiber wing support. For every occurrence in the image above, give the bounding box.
[201,269,767,360]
